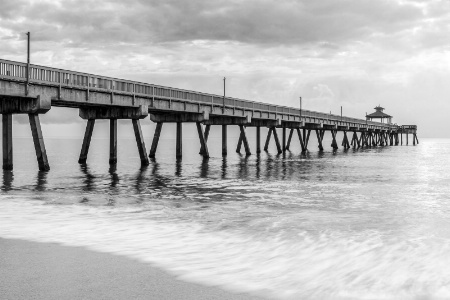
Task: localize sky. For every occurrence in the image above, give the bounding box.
[1,0,449,138]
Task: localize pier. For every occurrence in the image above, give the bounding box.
[0,58,418,171]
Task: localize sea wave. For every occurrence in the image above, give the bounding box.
[2,196,450,299]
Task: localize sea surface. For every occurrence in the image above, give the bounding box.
[1,132,449,299]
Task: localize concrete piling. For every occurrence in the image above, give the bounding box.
[109,119,117,165]
[149,122,163,158]
[132,119,149,165]
[78,119,95,164]
[2,114,13,170]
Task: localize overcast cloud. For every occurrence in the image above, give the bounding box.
[1,0,449,137]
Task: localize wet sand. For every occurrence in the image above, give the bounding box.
[0,238,263,300]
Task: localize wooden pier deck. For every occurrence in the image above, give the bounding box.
[0,58,418,170]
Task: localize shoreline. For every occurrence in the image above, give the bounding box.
[0,238,264,300]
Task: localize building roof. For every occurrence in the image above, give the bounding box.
[367,111,392,118]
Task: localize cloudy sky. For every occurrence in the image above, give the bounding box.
[1,0,449,137]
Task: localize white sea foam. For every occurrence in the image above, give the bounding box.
[2,196,450,299]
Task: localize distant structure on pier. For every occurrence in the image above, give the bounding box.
[366,106,392,124]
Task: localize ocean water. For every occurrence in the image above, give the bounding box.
[1,131,449,299]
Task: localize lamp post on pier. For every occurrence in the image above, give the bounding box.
[223,77,226,113]
[26,32,30,96]
[299,96,302,119]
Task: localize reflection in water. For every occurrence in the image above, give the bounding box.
[221,157,227,179]
[281,155,287,180]
[175,159,182,177]
[134,165,148,194]
[109,164,119,188]
[255,154,261,179]
[106,164,119,206]
[2,170,13,191]
[151,158,159,175]
[199,158,209,178]
[80,164,95,192]
[35,171,48,191]
[264,153,273,179]
[149,159,169,189]
[237,155,249,179]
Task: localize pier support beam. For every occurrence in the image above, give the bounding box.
[350,132,357,149]
[176,122,182,158]
[342,131,350,149]
[264,127,282,153]
[132,119,149,166]
[196,122,209,158]
[29,114,50,171]
[286,128,294,151]
[79,106,147,164]
[222,125,227,156]
[331,130,338,150]
[239,125,251,155]
[296,128,306,152]
[358,132,364,147]
[303,129,311,152]
[316,130,324,151]
[355,132,361,148]
[236,131,243,153]
[78,119,95,164]
[282,127,287,152]
[303,129,307,151]
[200,124,210,155]
[341,130,347,149]
[272,128,282,154]
[2,114,13,170]
[406,133,409,145]
[1,95,51,170]
[256,126,261,153]
[149,122,163,158]
[109,119,117,164]
[264,128,273,151]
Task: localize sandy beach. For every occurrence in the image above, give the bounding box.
[0,238,263,300]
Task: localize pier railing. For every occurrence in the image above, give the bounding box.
[0,58,397,129]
